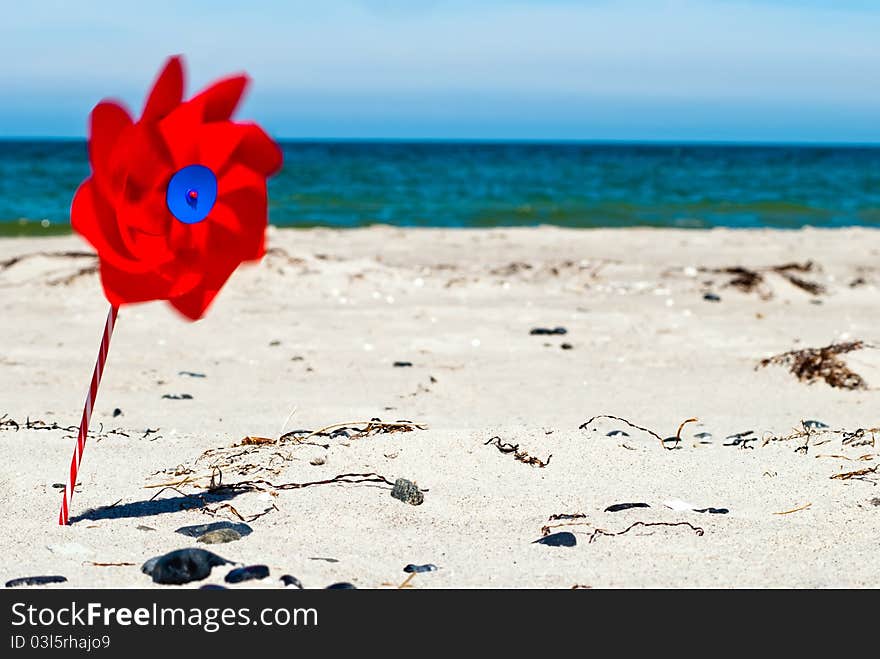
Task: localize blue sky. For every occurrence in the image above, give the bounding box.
[1,0,879,142]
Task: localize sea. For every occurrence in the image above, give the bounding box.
[1,140,879,235]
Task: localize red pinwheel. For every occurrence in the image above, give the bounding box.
[59,56,282,525]
[72,55,282,320]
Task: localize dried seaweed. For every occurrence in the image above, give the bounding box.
[540,521,593,536]
[0,415,129,441]
[0,250,99,286]
[484,436,551,467]
[548,513,587,521]
[830,465,878,481]
[762,423,878,450]
[699,261,824,299]
[588,521,704,543]
[757,341,870,390]
[202,502,279,523]
[241,436,275,446]
[281,419,426,443]
[579,414,697,450]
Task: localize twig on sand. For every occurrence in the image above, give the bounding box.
[483,436,551,467]
[587,521,704,543]
[773,502,812,515]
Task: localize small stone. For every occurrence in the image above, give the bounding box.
[393,361,413,368]
[694,507,729,514]
[136,525,156,532]
[391,478,424,506]
[5,575,67,588]
[112,408,123,417]
[530,327,567,336]
[533,532,577,547]
[869,497,880,507]
[703,293,721,302]
[175,521,253,538]
[178,371,206,378]
[403,563,438,573]
[325,582,357,589]
[162,393,193,400]
[605,502,650,513]
[225,565,270,584]
[560,343,573,350]
[281,575,304,588]
[310,456,326,466]
[197,528,242,544]
[803,420,829,430]
[269,340,281,346]
[144,548,230,585]
[606,430,630,437]
[308,557,339,563]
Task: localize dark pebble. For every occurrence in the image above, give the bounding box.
[162,393,193,400]
[112,408,123,417]
[281,575,304,589]
[393,361,413,368]
[5,576,67,588]
[803,420,829,430]
[694,507,729,514]
[308,557,339,563]
[560,343,573,350]
[533,532,577,547]
[136,525,156,532]
[325,582,357,589]
[143,548,230,585]
[175,521,253,538]
[225,565,270,584]
[403,563,438,574]
[199,585,227,590]
[869,497,880,507]
[530,327,567,335]
[703,293,721,302]
[391,478,424,506]
[179,371,206,378]
[606,430,630,437]
[605,502,650,513]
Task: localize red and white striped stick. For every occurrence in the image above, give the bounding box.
[58,305,119,526]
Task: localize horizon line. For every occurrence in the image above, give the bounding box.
[3,136,880,148]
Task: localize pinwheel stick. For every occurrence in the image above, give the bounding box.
[58,305,119,525]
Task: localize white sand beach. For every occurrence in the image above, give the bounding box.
[1,226,879,588]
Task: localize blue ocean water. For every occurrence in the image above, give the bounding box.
[1,140,879,231]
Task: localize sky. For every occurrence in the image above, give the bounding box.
[1,0,879,142]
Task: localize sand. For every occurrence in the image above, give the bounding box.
[1,226,879,588]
